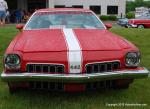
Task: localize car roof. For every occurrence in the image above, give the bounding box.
[36,8,92,13]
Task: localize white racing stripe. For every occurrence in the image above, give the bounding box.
[63,29,82,74]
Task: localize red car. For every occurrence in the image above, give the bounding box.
[1,8,149,93]
[128,16,150,28]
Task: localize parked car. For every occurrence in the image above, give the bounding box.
[1,8,149,93]
[128,15,150,28]
[117,18,128,27]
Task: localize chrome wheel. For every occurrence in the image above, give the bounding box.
[137,25,144,29]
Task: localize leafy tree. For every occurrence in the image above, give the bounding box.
[126,12,135,19]
[126,0,150,13]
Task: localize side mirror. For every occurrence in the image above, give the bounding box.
[16,24,24,32]
[105,23,112,29]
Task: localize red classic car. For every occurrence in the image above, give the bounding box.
[128,15,150,28]
[1,8,149,93]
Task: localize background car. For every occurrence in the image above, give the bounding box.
[128,15,150,28]
[117,18,128,27]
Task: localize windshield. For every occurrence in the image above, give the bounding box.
[25,11,105,30]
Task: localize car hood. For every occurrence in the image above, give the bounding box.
[14,29,132,52]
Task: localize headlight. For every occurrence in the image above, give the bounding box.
[4,54,21,70]
[125,52,140,67]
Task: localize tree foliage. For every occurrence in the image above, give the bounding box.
[126,0,150,13]
[126,12,135,19]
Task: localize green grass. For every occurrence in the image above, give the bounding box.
[0,25,150,109]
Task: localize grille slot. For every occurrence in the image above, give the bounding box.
[28,81,116,91]
[27,64,65,74]
[85,80,116,90]
[86,61,120,74]
[29,82,64,91]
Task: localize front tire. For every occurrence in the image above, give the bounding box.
[137,25,145,29]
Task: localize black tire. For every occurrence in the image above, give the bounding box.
[125,26,128,28]
[137,25,145,29]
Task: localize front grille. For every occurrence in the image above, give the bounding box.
[86,61,120,74]
[28,81,116,91]
[26,64,65,74]
[86,80,116,90]
[29,82,64,91]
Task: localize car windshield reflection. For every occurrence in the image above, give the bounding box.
[25,11,105,30]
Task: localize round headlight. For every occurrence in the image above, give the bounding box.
[125,52,140,67]
[4,54,21,69]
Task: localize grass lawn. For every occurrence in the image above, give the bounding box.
[0,25,150,109]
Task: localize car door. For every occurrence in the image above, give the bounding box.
[145,16,150,28]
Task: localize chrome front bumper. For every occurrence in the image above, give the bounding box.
[127,24,137,28]
[1,68,149,83]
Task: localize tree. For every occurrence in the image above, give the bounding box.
[126,0,150,13]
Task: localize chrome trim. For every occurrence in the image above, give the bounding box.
[91,11,106,29]
[23,12,37,30]
[26,63,65,67]
[85,60,120,67]
[128,24,138,28]
[1,67,149,83]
